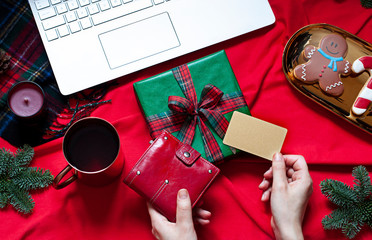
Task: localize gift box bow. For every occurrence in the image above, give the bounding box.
[147,64,247,162]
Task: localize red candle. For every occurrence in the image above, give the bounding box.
[7,81,45,118]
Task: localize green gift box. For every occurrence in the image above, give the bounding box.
[134,50,250,163]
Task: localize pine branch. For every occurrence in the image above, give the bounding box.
[320,179,358,207]
[0,145,53,214]
[15,145,34,167]
[13,167,53,191]
[361,0,372,8]
[0,148,13,176]
[322,208,349,230]
[0,191,8,208]
[353,166,372,200]
[342,221,362,240]
[322,207,363,239]
[8,181,35,214]
[320,166,372,239]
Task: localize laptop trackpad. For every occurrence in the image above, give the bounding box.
[99,12,180,69]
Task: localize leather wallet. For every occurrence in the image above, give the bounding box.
[123,130,220,222]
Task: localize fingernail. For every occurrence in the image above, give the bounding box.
[178,189,188,199]
[273,153,282,161]
[261,192,266,201]
[258,178,265,188]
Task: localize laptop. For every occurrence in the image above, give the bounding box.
[29,0,275,95]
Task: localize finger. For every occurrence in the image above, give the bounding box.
[283,155,309,172]
[147,202,170,237]
[261,187,271,202]
[176,189,194,228]
[147,202,168,223]
[283,155,312,183]
[287,168,294,178]
[194,218,211,226]
[194,208,212,220]
[263,167,273,179]
[258,178,271,190]
[272,153,288,189]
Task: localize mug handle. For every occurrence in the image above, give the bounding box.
[53,165,78,190]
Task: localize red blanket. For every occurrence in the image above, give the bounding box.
[1,0,372,239]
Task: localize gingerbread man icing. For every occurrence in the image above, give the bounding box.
[294,34,351,97]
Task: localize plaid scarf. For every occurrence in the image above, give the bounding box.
[0,0,110,147]
[147,64,247,162]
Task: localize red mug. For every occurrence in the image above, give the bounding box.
[53,117,124,189]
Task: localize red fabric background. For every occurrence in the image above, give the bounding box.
[1,0,372,239]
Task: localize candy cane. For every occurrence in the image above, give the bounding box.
[352,56,372,115]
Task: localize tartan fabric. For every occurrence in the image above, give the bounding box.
[0,0,110,147]
[146,64,247,162]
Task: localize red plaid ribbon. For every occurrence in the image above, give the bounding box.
[146,64,247,162]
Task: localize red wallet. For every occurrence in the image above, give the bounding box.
[123,131,220,222]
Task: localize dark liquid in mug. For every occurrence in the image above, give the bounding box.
[64,121,119,172]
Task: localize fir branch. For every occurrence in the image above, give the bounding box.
[322,207,349,230]
[8,181,34,214]
[320,179,358,207]
[0,193,7,208]
[361,0,372,8]
[320,165,372,239]
[0,148,13,176]
[0,145,53,214]
[14,145,34,167]
[342,221,362,240]
[13,167,53,191]
[353,166,372,200]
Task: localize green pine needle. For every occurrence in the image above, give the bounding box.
[320,179,358,207]
[0,145,53,214]
[13,168,54,191]
[320,166,372,239]
[14,145,34,167]
[361,0,372,8]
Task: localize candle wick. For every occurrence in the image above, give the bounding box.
[24,98,29,105]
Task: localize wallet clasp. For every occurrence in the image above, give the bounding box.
[176,143,200,166]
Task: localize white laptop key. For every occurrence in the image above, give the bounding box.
[77,8,88,19]
[65,11,77,22]
[69,21,81,33]
[79,0,90,7]
[67,0,79,11]
[51,0,62,5]
[58,25,70,37]
[111,0,122,7]
[35,0,50,10]
[45,29,58,41]
[55,3,68,14]
[99,0,111,11]
[92,0,152,25]
[42,15,65,30]
[38,7,56,20]
[87,4,100,15]
[80,18,92,29]
[28,0,275,95]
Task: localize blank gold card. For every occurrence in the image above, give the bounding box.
[223,111,287,160]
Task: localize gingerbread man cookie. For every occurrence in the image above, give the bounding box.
[294,34,351,97]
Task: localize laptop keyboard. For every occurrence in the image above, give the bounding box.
[34,0,170,41]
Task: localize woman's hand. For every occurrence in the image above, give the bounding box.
[258,153,313,240]
[147,189,211,240]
